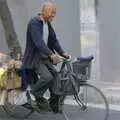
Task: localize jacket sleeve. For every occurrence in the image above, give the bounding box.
[53,37,65,55]
[48,23,64,55]
[30,21,52,56]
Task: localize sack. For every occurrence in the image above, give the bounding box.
[0,53,10,65]
[8,89,28,105]
[2,70,22,90]
[2,60,22,90]
[0,89,7,105]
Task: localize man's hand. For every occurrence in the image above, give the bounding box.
[62,53,71,59]
[50,54,61,65]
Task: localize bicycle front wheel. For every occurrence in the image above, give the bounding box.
[74,83,109,120]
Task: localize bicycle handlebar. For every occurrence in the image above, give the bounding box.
[59,57,71,63]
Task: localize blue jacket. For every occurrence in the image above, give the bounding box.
[23,16,64,68]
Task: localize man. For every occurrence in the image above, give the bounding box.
[23,1,70,113]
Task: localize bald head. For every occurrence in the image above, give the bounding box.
[42,1,54,10]
[40,1,56,22]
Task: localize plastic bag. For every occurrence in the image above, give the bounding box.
[0,90,7,105]
[8,89,28,105]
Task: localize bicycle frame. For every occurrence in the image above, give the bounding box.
[58,58,80,95]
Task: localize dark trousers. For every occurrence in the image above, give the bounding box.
[31,59,60,106]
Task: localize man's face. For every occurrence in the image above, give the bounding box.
[43,7,56,22]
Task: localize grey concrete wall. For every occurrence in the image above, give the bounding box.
[0,0,80,58]
[55,0,81,58]
[98,0,120,82]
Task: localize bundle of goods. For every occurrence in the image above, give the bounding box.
[0,57,28,105]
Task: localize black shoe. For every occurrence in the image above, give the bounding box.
[51,106,62,114]
[27,91,49,112]
[37,97,49,111]
[49,100,62,113]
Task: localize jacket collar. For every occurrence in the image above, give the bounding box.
[37,13,48,24]
[36,14,51,28]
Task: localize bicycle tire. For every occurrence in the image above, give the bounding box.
[3,102,34,119]
[74,83,109,120]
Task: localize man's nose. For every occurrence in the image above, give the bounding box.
[51,15,55,18]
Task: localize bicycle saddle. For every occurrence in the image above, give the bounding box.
[77,56,94,62]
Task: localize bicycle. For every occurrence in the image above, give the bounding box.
[2,56,109,120]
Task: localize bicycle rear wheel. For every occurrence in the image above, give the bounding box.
[2,90,34,119]
[74,83,109,120]
[3,102,34,119]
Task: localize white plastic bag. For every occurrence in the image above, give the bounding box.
[0,90,7,105]
[8,90,28,105]
[26,85,36,101]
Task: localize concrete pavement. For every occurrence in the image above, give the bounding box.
[0,104,120,120]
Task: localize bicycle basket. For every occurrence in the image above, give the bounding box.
[72,60,92,80]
